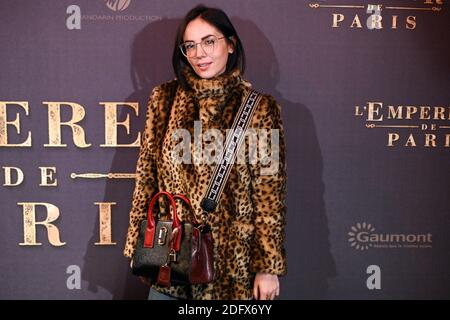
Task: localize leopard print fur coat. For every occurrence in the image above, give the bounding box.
[124,67,287,299]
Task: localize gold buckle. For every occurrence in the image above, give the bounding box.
[157,226,168,246]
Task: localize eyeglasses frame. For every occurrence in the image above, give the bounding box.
[179,35,231,58]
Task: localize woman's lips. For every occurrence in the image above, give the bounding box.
[197,62,212,71]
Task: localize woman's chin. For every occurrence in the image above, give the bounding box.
[194,69,215,79]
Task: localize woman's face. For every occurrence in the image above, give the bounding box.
[183,17,234,79]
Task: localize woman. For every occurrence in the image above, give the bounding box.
[124,5,287,300]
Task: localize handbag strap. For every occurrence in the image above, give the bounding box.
[200,89,262,217]
[145,191,182,250]
[172,194,199,225]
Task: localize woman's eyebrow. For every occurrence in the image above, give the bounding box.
[184,34,216,42]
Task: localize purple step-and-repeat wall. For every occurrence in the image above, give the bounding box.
[1,0,449,299]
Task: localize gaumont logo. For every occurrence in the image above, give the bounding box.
[308,1,445,30]
[104,0,131,12]
[348,222,433,250]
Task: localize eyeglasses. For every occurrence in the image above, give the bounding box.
[179,35,229,58]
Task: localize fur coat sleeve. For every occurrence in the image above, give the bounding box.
[248,95,287,276]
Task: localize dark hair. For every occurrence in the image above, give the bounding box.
[172,5,246,90]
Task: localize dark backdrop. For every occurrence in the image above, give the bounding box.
[0,0,449,299]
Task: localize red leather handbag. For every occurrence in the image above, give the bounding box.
[131,191,214,286]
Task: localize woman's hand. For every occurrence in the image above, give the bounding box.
[253,273,279,300]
